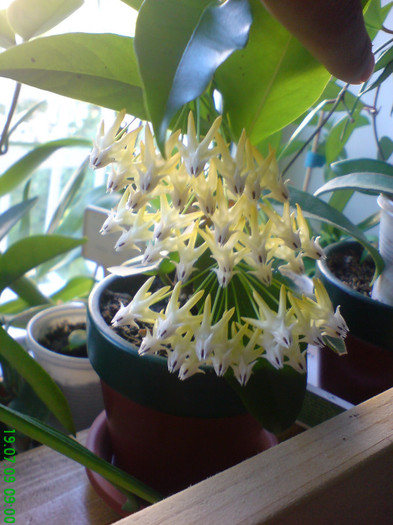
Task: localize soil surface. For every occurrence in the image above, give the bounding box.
[100,289,151,346]
[39,322,87,357]
[326,245,375,297]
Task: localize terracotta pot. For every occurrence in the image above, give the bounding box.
[316,240,393,404]
[87,274,277,500]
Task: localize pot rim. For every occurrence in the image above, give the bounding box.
[26,302,90,364]
[88,273,215,372]
[317,240,393,313]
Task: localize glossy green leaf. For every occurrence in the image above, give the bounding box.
[0,9,15,48]
[135,0,252,149]
[215,0,330,143]
[314,172,393,198]
[0,33,146,117]
[323,335,347,355]
[378,136,393,161]
[364,0,393,38]
[362,60,393,95]
[0,198,37,242]
[0,138,91,197]
[7,0,83,40]
[226,359,307,435]
[0,326,75,434]
[46,157,89,234]
[0,403,162,505]
[9,276,51,308]
[374,45,393,73]
[289,186,385,277]
[331,157,393,177]
[0,235,86,293]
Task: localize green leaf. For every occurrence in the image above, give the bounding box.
[0,403,162,505]
[7,0,83,40]
[0,138,91,197]
[323,335,347,355]
[0,9,15,48]
[9,276,51,308]
[378,136,393,161]
[364,0,393,39]
[331,157,393,177]
[0,33,146,117]
[46,157,89,234]
[215,0,330,144]
[134,0,252,149]
[226,360,307,435]
[361,60,393,95]
[0,198,37,242]
[289,186,385,277]
[0,235,86,293]
[0,326,75,433]
[51,276,95,303]
[374,45,393,73]
[315,172,393,198]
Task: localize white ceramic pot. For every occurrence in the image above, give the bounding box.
[371,194,393,306]
[26,303,103,431]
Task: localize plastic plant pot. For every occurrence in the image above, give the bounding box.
[26,303,104,431]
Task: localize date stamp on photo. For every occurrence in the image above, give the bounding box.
[2,429,16,524]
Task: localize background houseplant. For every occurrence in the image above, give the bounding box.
[285,11,393,404]
[26,302,104,431]
[0,0,389,512]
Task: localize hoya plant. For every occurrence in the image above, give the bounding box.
[0,0,386,508]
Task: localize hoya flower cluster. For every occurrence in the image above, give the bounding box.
[90,110,348,386]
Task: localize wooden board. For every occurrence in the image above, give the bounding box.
[10,430,120,525]
[116,387,393,525]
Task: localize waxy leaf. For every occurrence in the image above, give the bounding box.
[215,0,330,143]
[46,157,89,234]
[331,158,393,177]
[135,0,252,149]
[7,0,83,40]
[315,173,393,198]
[227,359,307,435]
[0,235,86,293]
[0,138,91,197]
[0,33,146,118]
[0,326,75,434]
[0,403,162,505]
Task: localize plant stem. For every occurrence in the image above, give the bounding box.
[370,85,385,161]
[0,83,22,155]
[302,110,325,192]
[282,84,349,177]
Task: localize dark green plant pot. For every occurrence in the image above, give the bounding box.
[87,274,276,498]
[316,240,393,404]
